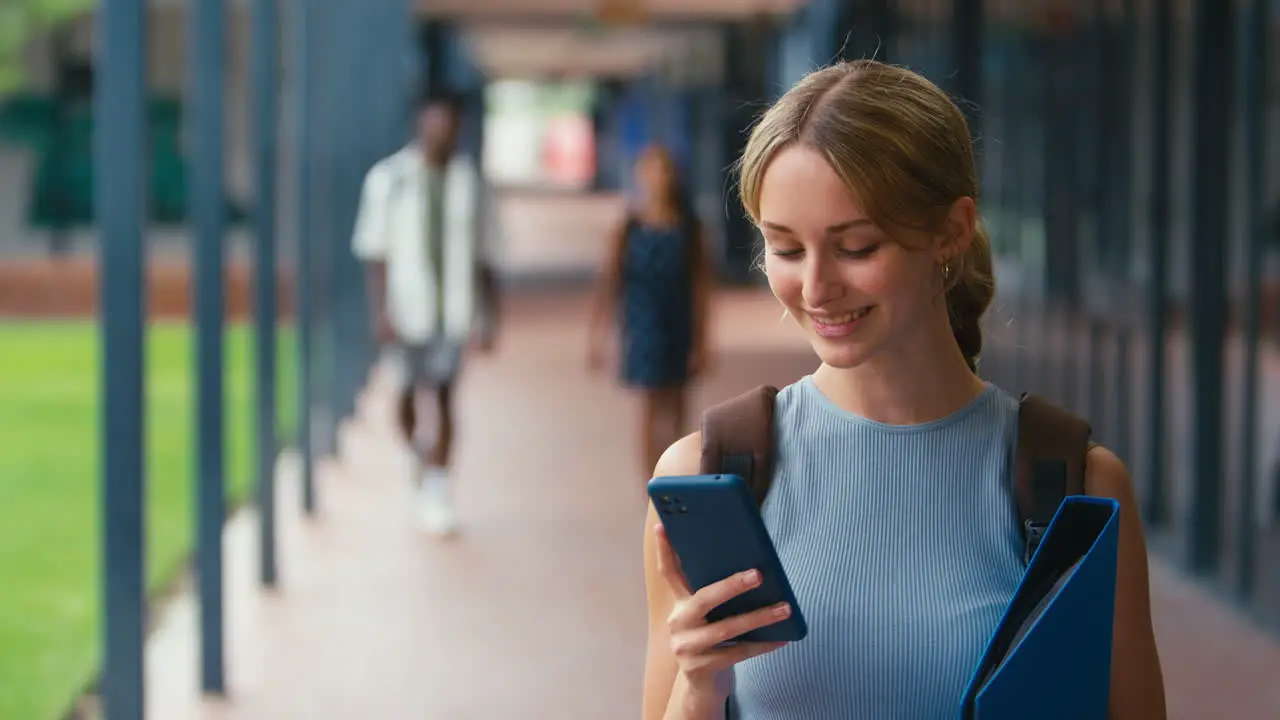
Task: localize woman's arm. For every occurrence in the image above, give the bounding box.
[588,218,629,359]
[642,432,730,720]
[1084,445,1167,719]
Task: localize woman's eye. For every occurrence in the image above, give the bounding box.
[770,248,803,257]
[839,243,881,259]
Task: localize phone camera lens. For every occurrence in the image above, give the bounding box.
[672,496,682,503]
[660,495,671,504]
[678,506,689,514]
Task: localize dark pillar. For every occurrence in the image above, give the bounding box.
[1107,0,1137,466]
[96,1,148,716]
[719,20,771,283]
[421,19,449,94]
[1143,0,1172,526]
[1085,0,1109,439]
[951,0,983,139]
[292,0,316,514]
[189,0,227,695]
[328,0,373,428]
[831,0,895,63]
[251,0,279,588]
[308,0,335,463]
[1186,0,1231,575]
[588,80,614,190]
[1235,0,1269,597]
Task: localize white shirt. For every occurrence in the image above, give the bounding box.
[351,145,494,345]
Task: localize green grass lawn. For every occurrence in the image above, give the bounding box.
[0,321,297,720]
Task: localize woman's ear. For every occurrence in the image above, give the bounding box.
[933,196,977,263]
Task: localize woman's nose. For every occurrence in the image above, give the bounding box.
[801,254,844,308]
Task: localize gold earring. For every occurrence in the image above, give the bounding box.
[780,308,791,322]
[942,262,953,283]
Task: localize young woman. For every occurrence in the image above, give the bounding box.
[589,144,715,476]
[640,61,1166,719]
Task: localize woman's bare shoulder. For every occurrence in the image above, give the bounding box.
[652,431,704,480]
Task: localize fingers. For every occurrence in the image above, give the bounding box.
[652,523,692,598]
[688,601,792,650]
[685,568,764,621]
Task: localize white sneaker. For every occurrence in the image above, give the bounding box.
[414,469,458,537]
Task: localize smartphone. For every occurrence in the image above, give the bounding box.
[648,473,808,643]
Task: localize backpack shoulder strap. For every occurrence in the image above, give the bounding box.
[700,385,780,508]
[1015,393,1095,564]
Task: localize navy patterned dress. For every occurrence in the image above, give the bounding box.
[618,215,696,389]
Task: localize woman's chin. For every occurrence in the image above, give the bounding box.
[810,337,876,371]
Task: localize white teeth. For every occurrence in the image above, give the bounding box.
[816,308,869,324]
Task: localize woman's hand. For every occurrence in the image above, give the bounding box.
[652,522,790,697]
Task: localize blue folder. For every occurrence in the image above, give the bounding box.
[960,494,1121,720]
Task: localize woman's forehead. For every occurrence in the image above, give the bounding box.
[759,146,865,225]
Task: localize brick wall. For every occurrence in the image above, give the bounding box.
[0,256,295,320]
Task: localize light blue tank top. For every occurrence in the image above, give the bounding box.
[731,376,1026,719]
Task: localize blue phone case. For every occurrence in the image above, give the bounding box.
[648,474,808,643]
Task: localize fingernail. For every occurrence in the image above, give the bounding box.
[773,603,791,618]
[742,570,760,585]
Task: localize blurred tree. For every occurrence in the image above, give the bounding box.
[0,0,92,96]
[0,1,91,255]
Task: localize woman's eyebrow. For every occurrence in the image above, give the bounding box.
[759,218,875,234]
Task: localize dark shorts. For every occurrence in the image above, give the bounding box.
[383,340,464,390]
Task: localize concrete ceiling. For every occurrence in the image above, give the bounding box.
[422,0,802,22]
[463,25,724,79]
[453,0,800,80]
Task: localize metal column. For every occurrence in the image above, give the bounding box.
[329,0,373,429]
[867,0,893,62]
[326,0,354,432]
[1109,0,1137,467]
[1014,6,1050,396]
[308,0,335,463]
[719,20,770,283]
[189,0,227,693]
[1186,0,1231,575]
[293,0,316,514]
[1085,0,1109,441]
[1041,9,1082,409]
[592,79,623,192]
[831,0,895,63]
[252,0,280,586]
[1235,0,1269,597]
[96,1,148,717]
[1143,0,1172,526]
[422,20,448,95]
[951,0,983,139]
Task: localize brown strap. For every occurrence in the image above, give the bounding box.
[1015,393,1093,562]
[700,385,779,508]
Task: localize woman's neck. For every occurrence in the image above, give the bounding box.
[811,323,987,426]
[636,196,679,222]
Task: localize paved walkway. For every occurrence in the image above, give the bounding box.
[144,290,1280,719]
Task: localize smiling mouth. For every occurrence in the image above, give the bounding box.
[809,307,873,337]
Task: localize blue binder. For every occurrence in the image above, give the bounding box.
[960,494,1121,720]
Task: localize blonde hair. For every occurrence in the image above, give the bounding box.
[738,60,994,372]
